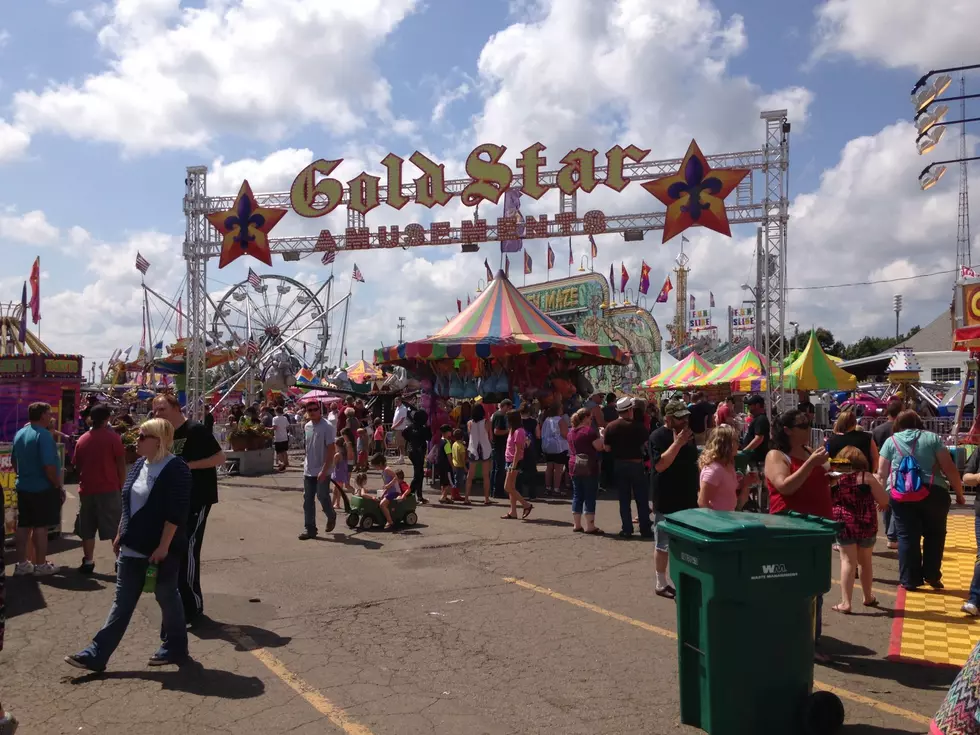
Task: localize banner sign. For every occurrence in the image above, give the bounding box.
[690,309,712,329]
[732,306,756,329]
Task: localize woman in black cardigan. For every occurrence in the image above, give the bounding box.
[65,418,191,672]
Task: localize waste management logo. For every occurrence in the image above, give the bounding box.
[751,563,798,581]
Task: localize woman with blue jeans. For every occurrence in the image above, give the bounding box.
[877,410,965,592]
[566,408,604,534]
[65,418,191,672]
[958,449,980,616]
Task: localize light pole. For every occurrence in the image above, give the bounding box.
[789,321,800,351]
[912,63,980,187]
[894,294,903,340]
[919,157,980,190]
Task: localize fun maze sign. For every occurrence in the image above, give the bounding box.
[210,141,749,267]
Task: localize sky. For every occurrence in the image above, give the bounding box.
[0,0,978,375]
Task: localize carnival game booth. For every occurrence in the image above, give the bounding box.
[0,311,80,540]
[641,352,714,392]
[376,270,627,447]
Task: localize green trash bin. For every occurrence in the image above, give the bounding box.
[661,509,840,735]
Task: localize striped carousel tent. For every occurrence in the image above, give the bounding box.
[733,331,856,393]
[689,345,768,390]
[376,270,627,367]
[642,352,713,390]
[347,359,383,384]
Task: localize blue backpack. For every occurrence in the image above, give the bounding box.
[888,432,932,503]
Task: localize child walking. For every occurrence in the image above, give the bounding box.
[331,435,352,512]
[372,419,385,455]
[503,410,533,520]
[355,426,369,471]
[451,429,469,503]
[434,424,455,504]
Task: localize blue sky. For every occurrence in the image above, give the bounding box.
[0,0,976,370]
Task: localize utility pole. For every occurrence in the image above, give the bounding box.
[397,317,406,345]
[894,294,903,340]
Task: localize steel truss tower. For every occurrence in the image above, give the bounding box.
[957,75,972,271]
[183,112,791,419]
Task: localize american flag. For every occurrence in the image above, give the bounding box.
[244,335,260,357]
[352,264,365,283]
[322,249,336,265]
[135,252,150,275]
[248,268,262,290]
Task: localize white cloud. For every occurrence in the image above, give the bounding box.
[0,119,30,162]
[812,0,980,70]
[16,0,419,154]
[68,3,109,31]
[0,209,59,244]
[0,29,10,48]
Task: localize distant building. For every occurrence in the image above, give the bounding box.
[839,312,967,384]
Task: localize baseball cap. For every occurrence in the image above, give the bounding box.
[616,396,635,412]
[746,394,765,406]
[664,399,691,418]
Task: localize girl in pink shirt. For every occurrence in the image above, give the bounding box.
[502,409,533,520]
[697,425,746,511]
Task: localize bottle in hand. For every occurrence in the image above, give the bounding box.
[143,563,158,593]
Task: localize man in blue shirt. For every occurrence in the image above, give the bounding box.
[11,402,64,576]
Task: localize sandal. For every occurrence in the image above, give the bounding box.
[831,603,851,614]
[573,527,584,533]
[501,513,517,519]
[483,500,493,506]
[655,585,676,600]
[584,528,605,535]
[863,597,879,608]
[521,504,534,520]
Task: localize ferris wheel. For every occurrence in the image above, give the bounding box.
[211,274,330,370]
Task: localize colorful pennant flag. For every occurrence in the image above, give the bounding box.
[609,263,616,297]
[500,189,525,253]
[248,268,262,290]
[244,335,260,357]
[690,294,696,310]
[352,264,365,283]
[524,250,532,275]
[656,276,673,303]
[546,244,555,270]
[485,258,494,281]
[710,292,715,308]
[29,257,40,324]
[135,252,150,275]
[456,298,462,313]
[322,249,336,265]
[505,255,510,278]
[620,262,629,293]
[18,282,27,344]
[639,261,651,295]
[568,240,574,266]
[466,295,471,306]
[589,234,598,258]
[963,265,978,279]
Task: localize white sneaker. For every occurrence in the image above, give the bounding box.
[33,562,58,576]
[963,602,980,617]
[13,562,34,576]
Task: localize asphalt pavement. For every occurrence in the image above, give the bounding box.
[1,456,962,734]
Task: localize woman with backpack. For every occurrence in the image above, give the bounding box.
[539,403,570,497]
[877,410,965,591]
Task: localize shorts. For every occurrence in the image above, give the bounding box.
[505,461,519,472]
[837,535,876,549]
[544,451,569,465]
[653,512,669,552]
[437,466,451,487]
[454,467,467,488]
[16,487,62,529]
[469,447,488,462]
[274,440,289,453]
[74,492,121,541]
[394,431,407,450]
[382,489,400,502]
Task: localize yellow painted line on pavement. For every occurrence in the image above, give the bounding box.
[226,627,374,735]
[502,577,932,728]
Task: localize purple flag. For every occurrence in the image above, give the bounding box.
[499,189,524,253]
[18,282,27,344]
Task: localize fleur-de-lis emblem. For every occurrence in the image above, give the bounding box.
[641,140,749,244]
[225,194,267,252]
[666,156,723,222]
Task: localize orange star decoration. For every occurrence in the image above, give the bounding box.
[208,180,287,269]
[642,140,750,244]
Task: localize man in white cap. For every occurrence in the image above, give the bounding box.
[602,396,652,538]
[648,399,698,598]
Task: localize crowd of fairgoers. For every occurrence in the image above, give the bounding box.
[3,389,980,734]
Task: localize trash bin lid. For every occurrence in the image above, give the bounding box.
[661,508,839,543]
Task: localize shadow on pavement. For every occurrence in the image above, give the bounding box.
[48,536,83,556]
[189,616,291,652]
[68,660,265,699]
[523,518,574,528]
[5,577,46,617]
[314,534,383,550]
[822,636,956,691]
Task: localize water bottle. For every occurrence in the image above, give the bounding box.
[143,563,158,593]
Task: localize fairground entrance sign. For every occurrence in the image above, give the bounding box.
[208,140,749,268]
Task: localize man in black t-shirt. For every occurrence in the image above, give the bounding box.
[152,394,224,624]
[603,397,652,538]
[490,399,512,499]
[648,399,698,598]
[687,391,715,446]
[742,395,770,466]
